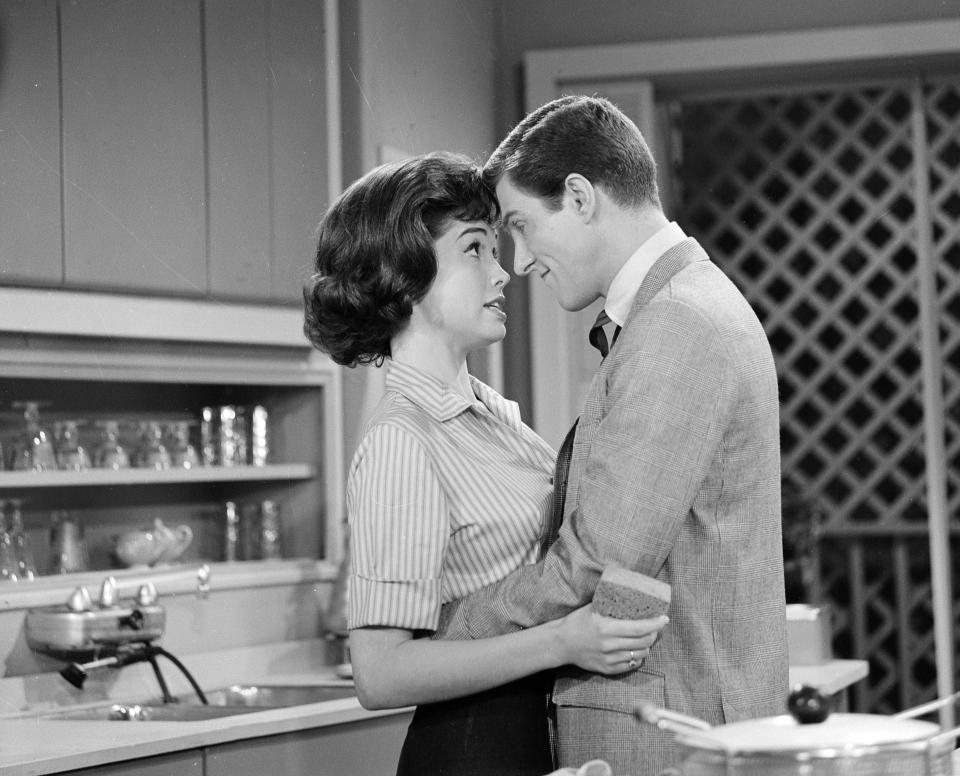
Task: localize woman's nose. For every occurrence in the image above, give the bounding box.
[492,263,510,288]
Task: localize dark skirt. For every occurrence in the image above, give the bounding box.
[396,671,554,776]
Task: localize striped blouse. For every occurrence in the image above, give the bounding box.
[347,360,556,632]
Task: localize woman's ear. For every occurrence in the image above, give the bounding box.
[563,173,597,222]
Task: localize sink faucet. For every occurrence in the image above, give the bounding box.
[59,641,208,705]
[27,574,209,705]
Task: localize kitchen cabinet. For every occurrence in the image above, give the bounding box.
[204,0,329,303]
[0,0,335,303]
[0,0,62,286]
[0,291,344,603]
[56,750,203,776]
[60,0,207,295]
[205,713,412,776]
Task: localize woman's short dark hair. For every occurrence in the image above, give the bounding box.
[483,94,660,211]
[303,152,499,367]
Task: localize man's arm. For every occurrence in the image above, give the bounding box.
[438,299,733,639]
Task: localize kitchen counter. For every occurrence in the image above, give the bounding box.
[788,658,869,697]
[0,639,412,776]
[0,646,870,776]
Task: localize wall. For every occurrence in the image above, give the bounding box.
[493,0,960,422]
[337,0,500,459]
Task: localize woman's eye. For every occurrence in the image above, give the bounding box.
[465,240,482,257]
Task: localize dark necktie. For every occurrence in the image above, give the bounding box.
[540,419,577,558]
[588,309,621,359]
[539,311,622,558]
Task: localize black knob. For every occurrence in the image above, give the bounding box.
[788,685,831,724]
[120,609,145,630]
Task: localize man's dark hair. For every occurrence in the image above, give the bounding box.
[483,94,660,211]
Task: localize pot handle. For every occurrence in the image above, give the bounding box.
[929,723,960,750]
[635,703,715,734]
[895,690,960,720]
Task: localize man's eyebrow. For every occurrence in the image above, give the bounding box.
[500,209,517,224]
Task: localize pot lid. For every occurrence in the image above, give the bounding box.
[677,714,940,754]
[676,713,940,754]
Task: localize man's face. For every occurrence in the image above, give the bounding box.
[496,176,602,312]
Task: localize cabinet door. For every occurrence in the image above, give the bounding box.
[0,0,62,285]
[204,0,272,300]
[268,0,329,303]
[56,749,203,776]
[205,713,412,776]
[205,0,328,303]
[60,0,206,294]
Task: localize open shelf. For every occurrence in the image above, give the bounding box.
[0,463,316,489]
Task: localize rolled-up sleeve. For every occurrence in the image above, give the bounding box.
[348,423,449,631]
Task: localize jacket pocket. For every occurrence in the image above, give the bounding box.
[552,667,667,715]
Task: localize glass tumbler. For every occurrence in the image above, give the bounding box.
[7,499,36,580]
[94,420,131,470]
[0,501,19,582]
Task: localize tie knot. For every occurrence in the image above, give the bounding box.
[592,310,612,330]
[589,310,617,357]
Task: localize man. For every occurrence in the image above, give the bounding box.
[437,95,788,774]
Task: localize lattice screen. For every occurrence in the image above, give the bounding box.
[672,76,960,713]
[930,81,960,517]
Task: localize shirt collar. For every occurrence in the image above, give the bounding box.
[385,360,522,428]
[604,221,687,326]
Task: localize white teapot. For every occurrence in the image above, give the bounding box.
[115,518,193,567]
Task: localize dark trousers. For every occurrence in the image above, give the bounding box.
[396,672,554,776]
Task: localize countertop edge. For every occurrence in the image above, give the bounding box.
[0,638,413,776]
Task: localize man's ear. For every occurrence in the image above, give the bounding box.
[563,173,597,221]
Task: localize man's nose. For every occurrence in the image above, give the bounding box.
[513,242,535,276]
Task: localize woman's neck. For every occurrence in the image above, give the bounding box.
[391,334,474,402]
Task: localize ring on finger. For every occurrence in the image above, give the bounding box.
[628,650,638,669]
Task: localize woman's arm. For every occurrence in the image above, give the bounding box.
[351,603,667,709]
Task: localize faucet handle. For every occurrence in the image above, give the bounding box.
[196,563,211,599]
[66,586,93,613]
[136,581,158,606]
[99,576,119,608]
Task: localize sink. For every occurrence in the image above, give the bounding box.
[200,684,356,707]
[39,683,356,722]
[45,702,264,722]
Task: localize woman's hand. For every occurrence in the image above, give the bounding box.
[554,603,668,675]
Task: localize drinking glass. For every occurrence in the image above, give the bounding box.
[9,402,57,472]
[0,501,19,581]
[93,420,131,470]
[165,421,199,469]
[134,421,171,470]
[7,499,36,580]
[49,510,89,574]
[55,420,92,471]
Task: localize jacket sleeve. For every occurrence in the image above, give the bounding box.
[437,297,735,639]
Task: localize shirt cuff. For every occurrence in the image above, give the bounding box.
[348,574,442,631]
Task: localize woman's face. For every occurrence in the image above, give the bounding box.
[413,219,509,357]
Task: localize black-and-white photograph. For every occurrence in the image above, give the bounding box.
[1,2,960,774]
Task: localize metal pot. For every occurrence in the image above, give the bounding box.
[637,688,960,776]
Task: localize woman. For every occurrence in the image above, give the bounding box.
[303,153,666,775]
